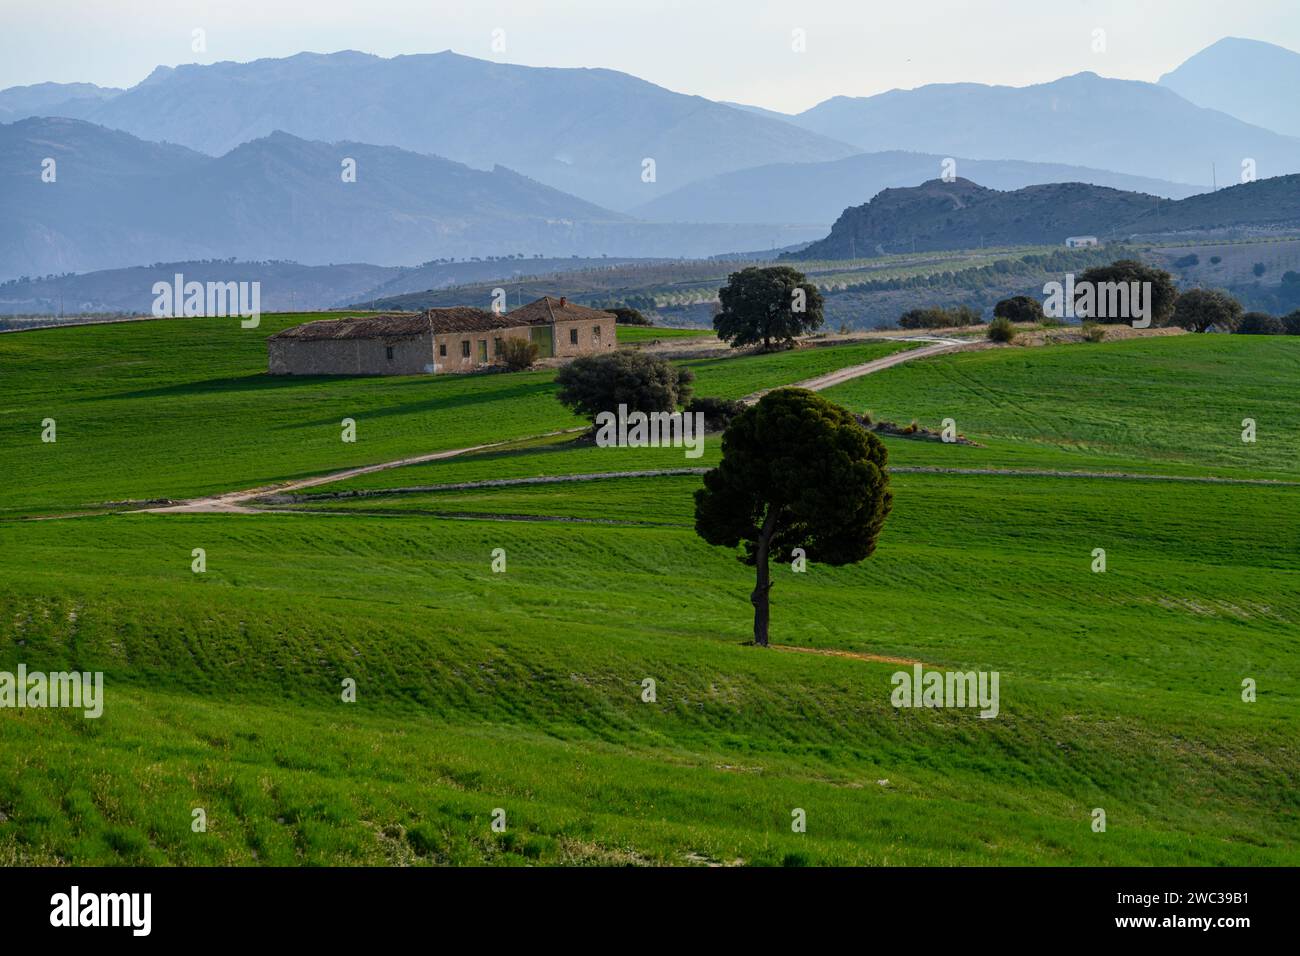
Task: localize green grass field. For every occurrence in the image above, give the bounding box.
[1,318,1297,865]
[614,325,713,343]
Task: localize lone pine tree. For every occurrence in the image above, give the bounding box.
[694,388,892,646]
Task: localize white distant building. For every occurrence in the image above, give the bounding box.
[1065,236,1100,248]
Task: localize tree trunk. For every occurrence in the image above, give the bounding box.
[751,510,778,646]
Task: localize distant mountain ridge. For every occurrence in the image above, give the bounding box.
[782,71,1300,188]
[632,151,1204,224]
[3,50,859,211]
[0,117,826,279]
[787,175,1300,260]
[1159,37,1300,137]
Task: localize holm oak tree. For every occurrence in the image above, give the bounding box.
[714,266,823,350]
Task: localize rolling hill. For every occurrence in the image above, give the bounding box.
[788,175,1300,259]
[0,317,1296,866]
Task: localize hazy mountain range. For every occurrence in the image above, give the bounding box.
[788,175,1300,260]
[1158,37,1300,138]
[632,151,1204,224]
[0,117,824,279]
[0,50,859,212]
[3,37,1300,291]
[738,70,1300,190]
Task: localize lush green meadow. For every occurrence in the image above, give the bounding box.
[613,325,712,344]
[823,336,1300,479]
[1,318,1297,865]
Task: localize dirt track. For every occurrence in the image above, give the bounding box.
[135,337,972,516]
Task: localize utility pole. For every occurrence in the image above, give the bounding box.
[1212,162,1218,192]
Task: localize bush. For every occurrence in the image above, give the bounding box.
[1081,322,1107,343]
[897,304,981,329]
[554,351,693,422]
[499,337,540,370]
[1236,312,1285,335]
[993,295,1044,324]
[986,316,1017,343]
[609,306,651,326]
[685,396,747,431]
[1173,254,1200,268]
[1283,310,1300,335]
[1210,256,1222,265]
[1253,262,1267,277]
[1074,259,1178,325]
[1171,288,1244,333]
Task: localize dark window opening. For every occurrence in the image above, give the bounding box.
[569,327,578,345]
[461,340,471,358]
[439,343,447,357]
[385,346,394,361]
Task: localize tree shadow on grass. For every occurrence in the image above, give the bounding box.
[281,377,569,428]
[88,369,560,416]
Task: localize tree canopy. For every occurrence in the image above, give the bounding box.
[1237,312,1284,335]
[897,304,981,329]
[694,388,892,646]
[1074,259,1178,326]
[993,295,1044,324]
[714,266,824,349]
[554,351,693,422]
[1171,288,1243,333]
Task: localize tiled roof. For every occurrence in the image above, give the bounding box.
[269,308,516,340]
[505,296,616,326]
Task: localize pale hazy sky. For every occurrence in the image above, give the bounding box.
[3,0,1298,112]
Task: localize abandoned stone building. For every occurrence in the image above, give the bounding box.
[267,296,617,375]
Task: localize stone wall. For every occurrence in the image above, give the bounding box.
[268,334,433,375]
[430,326,532,372]
[268,317,617,375]
[551,315,618,359]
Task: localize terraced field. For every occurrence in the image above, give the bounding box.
[1,319,1296,866]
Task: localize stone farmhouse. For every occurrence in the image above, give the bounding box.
[267,296,617,375]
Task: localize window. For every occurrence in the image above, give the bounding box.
[493,338,504,355]
[439,343,447,357]
[477,340,488,362]
[385,346,394,361]
[461,340,471,358]
[592,325,601,345]
[569,327,578,345]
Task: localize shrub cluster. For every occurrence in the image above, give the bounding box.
[898,304,981,329]
[685,396,748,431]
[986,316,1017,343]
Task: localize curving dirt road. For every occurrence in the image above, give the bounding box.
[134,338,975,516]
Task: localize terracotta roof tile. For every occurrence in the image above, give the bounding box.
[269,308,516,340]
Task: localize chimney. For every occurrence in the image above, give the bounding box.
[559,296,567,308]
